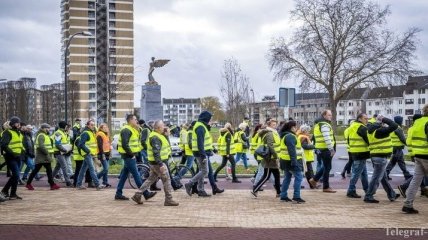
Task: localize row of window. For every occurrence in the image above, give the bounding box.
[88,2,115,10]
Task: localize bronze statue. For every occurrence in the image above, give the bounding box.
[147,57,170,85]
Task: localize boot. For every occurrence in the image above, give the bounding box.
[150,182,161,191]
[421,188,428,198]
[212,187,224,195]
[164,199,179,206]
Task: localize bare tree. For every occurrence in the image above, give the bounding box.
[269,0,420,127]
[220,58,251,126]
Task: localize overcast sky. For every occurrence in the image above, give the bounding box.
[0,0,427,107]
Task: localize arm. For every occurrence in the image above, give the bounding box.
[395,128,407,145]
[265,133,278,160]
[374,118,398,138]
[320,124,334,150]
[78,132,91,155]
[0,131,14,156]
[37,134,49,155]
[357,126,369,145]
[97,135,104,155]
[225,133,231,155]
[120,128,134,157]
[195,126,207,157]
[54,132,68,153]
[141,129,149,150]
[285,134,298,165]
[149,136,163,165]
[301,138,315,150]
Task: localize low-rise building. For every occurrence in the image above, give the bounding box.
[162,98,202,126]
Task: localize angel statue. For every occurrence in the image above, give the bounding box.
[147,57,170,85]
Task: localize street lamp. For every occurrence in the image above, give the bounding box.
[250,89,255,124]
[64,31,92,123]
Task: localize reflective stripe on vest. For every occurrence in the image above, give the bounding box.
[390,127,405,147]
[272,131,281,153]
[347,122,369,153]
[35,132,54,154]
[406,126,414,157]
[7,129,24,155]
[411,117,428,155]
[52,129,71,152]
[191,122,213,151]
[314,121,335,149]
[118,125,142,154]
[279,133,303,161]
[72,136,84,161]
[82,130,98,156]
[368,130,392,155]
[298,134,314,162]
[96,131,111,153]
[147,131,171,161]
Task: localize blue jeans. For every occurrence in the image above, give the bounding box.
[347,159,369,194]
[140,150,148,164]
[175,155,195,180]
[313,150,332,189]
[116,157,149,197]
[22,157,37,179]
[97,159,109,185]
[207,158,216,189]
[76,154,99,187]
[365,157,397,201]
[235,152,248,169]
[1,158,21,196]
[280,162,303,199]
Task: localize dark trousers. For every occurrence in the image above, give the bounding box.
[73,160,91,187]
[253,168,281,194]
[305,161,315,186]
[1,157,21,196]
[386,149,412,178]
[313,150,332,189]
[214,155,237,180]
[343,153,353,174]
[27,163,55,186]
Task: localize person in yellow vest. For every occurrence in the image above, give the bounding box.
[250,124,266,186]
[25,123,60,191]
[298,124,316,189]
[385,116,412,180]
[368,114,378,124]
[309,110,337,193]
[364,115,400,203]
[214,123,240,183]
[138,119,151,164]
[52,121,73,187]
[131,120,179,206]
[0,116,25,200]
[115,115,156,201]
[402,104,428,214]
[173,121,196,185]
[184,111,224,197]
[96,123,112,187]
[279,121,305,203]
[0,121,12,176]
[341,121,354,179]
[345,113,370,198]
[251,119,281,198]
[178,123,189,163]
[234,122,250,172]
[75,120,104,190]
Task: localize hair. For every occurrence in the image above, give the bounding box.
[356,113,367,121]
[252,124,262,138]
[280,120,297,133]
[238,122,247,130]
[224,122,232,129]
[423,104,428,116]
[86,120,94,126]
[98,123,108,131]
[321,109,331,117]
[126,114,136,122]
[153,120,164,130]
[373,114,378,118]
[299,124,311,133]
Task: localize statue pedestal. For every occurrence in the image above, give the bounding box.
[140,84,163,122]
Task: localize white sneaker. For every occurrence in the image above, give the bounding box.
[96,184,106,190]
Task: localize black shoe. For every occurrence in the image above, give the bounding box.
[212,188,224,195]
[88,182,96,188]
[347,192,361,198]
[114,195,129,200]
[150,186,161,191]
[364,199,379,203]
[35,175,44,181]
[390,193,400,202]
[387,175,392,180]
[1,192,9,199]
[402,206,419,214]
[280,197,292,202]
[340,171,345,179]
[70,174,74,180]
[250,191,257,198]
[9,194,23,200]
[292,198,306,203]
[104,184,112,188]
[143,191,157,200]
[184,183,193,196]
[300,185,305,189]
[173,184,183,191]
[66,182,73,187]
[198,191,211,197]
[398,185,407,198]
[232,179,241,183]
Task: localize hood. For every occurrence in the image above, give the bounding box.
[198,111,212,124]
[394,116,403,125]
[366,122,381,134]
[258,129,271,139]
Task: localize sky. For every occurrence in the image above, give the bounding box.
[0,0,427,107]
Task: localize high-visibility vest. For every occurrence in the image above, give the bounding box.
[35,132,54,154]
[368,130,392,155]
[250,133,259,155]
[81,130,98,156]
[390,126,405,147]
[298,134,314,162]
[344,127,350,151]
[347,122,369,153]
[140,127,151,150]
[52,129,71,152]
[72,136,84,161]
[272,131,281,154]
[406,125,415,157]
[6,129,24,155]
[96,131,111,153]
[279,133,303,161]
[179,129,187,150]
[147,131,171,162]
[233,131,246,153]
[191,122,213,151]
[184,131,193,156]
[368,117,376,123]
[411,116,428,156]
[314,121,335,149]
[218,131,236,156]
[118,125,142,154]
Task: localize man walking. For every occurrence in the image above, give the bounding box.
[52,121,73,187]
[386,116,412,180]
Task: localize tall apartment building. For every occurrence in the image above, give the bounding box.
[61,0,134,128]
[162,98,202,126]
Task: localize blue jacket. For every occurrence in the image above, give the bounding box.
[194,111,212,158]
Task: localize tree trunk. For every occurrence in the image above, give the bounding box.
[328,91,338,131]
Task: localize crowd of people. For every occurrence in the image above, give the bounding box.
[1,105,427,214]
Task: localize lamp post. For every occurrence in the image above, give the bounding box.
[250,89,255,125]
[64,31,92,123]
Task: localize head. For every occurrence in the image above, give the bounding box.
[181,123,189,130]
[138,119,146,126]
[153,120,165,134]
[280,120,297,133]
[9,116,21,129]
[86,120,96,131]
[40,123,51,134]
[423,104,428,116]
[75,118,81,124]
[126,114,138,128]
[267,119,277,129]
[198,110,213,124]
[224,122,232,130]
[393,115,404,126]
[299,124,311,134]
[322,110,333,121]
[20,123,27,132]
[373,114,378,119]
[189,120,196,130]
[58,121,68,130]
[238,122,247,131]
[25,125,34,133]
[98,123,109,133]
[357,113,368,125]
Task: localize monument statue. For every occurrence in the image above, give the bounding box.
[147,57,170,85]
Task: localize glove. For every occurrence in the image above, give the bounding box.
[212,148,218,154]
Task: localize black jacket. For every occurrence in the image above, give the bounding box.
[367,118,398,157]
[193,111,213,158]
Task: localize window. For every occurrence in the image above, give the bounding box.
[88,29,95,35]
[89,75,95,82]
[88,48,95,55]
[88,20,95,27]
[405,109,414,115]
[398,109,402,114]
[375,102,380,106]
[420,98,426,104]
[109,48,116,54]
[88,2,95,9]
[89,102,96,109]
[88,11,95,18]
[399,100,403,104]
[109,21,115,28]
[405,89,414,95]
[387,109,392,114]
[88,84,96,91]
[338,111,344,116]
[112,111,116,118]
[88,66,95,73]
[179,110,186,114]
[375,110,380,114]
[339,103,344,107]
[405,99,414,104]
[109,30,116,37]
[368,110,372,115]
[109,57,116,64]
[88,38,95,46]
[348,111,353,116]
[368,102,372,106]
[307,104,311,108]
[194,110,200,114]
[418,89,425,94]
[348,102,353,106]
[109,12,115,19]
[109,3,116,10]
[88,57,95,64]
[89,93,96,100]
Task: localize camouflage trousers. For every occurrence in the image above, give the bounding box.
[138,164,173,200]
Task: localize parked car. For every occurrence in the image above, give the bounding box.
[169,137,183,156]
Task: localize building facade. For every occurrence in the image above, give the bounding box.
[289,93,330,126]
[162,98,202,126]
[250,96,285,126]
[336,88,369,125]
[61,0,134,127]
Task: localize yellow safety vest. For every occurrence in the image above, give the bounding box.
[147,131,171,162]
[368,117,376,123]
[347,122,369,153]
[234,131,246,153]
[52,129,71,152]
[250,133,259,155]
[390,126,405,147]
[6,129,24,155]
[81,130,98,156]
[72,136,84,161]
[35,132,54,154]
[368,130,392,155]
[191,122,213,151]
[218,131,236,156]
[279,133,303,161]
[118,125,142,154]
[314,121,335,149]
[298,134,314,162]
[344,127,350,151]
[272,131,281,154]
[406,126,414,157]
[184,131,193,156]
[179,129,187,150]
[411,116,428,156]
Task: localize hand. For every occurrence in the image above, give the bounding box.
[329,149,335,157]
[160,164,167,174]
